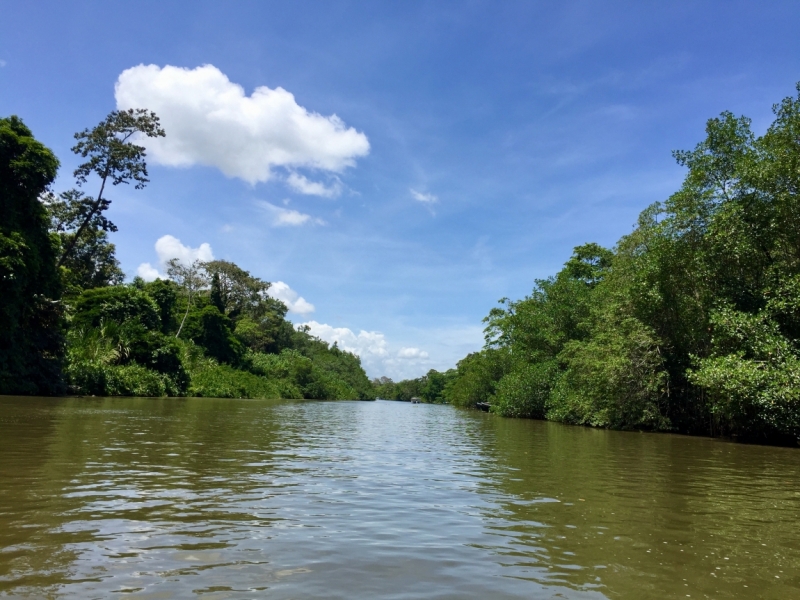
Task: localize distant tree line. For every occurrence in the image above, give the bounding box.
[0,112,373,400]
[378,83,800,445]
[372,369,456,404]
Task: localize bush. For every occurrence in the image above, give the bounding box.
[66,361,170,396]
[126,329,189,393]
[492,360,558,418]
[243,349,365,400]
[188,363,283,399]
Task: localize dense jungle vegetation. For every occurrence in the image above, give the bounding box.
[0,112,373,400]
[379,84,800,444]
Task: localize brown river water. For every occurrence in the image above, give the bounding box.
[0,396,798,599]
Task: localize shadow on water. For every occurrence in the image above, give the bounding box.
[475,414,800,599]
[0,397,798,599]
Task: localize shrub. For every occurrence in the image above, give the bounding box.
[66,361,169,397]
[188,363,283,399]
[492,360,558,418]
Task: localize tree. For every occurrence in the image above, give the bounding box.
[202,260,270,320]
[166,259,208,338]
[0,116,64,394]
[209,272,225,313]
[46,189,123,290]
[421,369,456,403]
[183,305,243,364]
[58,109,165,267]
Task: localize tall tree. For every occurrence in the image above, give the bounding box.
[58,109,164,267]
[0,116,63,394]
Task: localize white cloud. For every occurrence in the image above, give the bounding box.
[410,189,438,203]
[115,64,370,185]
[301,321,389,360]
[257,200,324,227]
[397,347,429,359]
[136,235,214,279]
[286,172,341,197]
[299,321,439,378]
[136,262,162,282]
[155,234,214,265]
[267,281,315,315]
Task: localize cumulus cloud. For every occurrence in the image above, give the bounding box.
[115,64,370,185]
[300,321,389,360]
[155,234,214,265]
[298,321,437,378]
[397,347,429,359]
[286,173,341,198]
[410,189,438,203]
[267,281,315,315]
[257,201,324,227]
[136,235,214,281]
[136,262,162,282]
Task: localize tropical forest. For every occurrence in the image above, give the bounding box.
[1,111,373,402]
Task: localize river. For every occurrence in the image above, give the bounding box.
[0,396,798,599]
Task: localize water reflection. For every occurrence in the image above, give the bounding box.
[482,416,800,598]
[0,397,798,598]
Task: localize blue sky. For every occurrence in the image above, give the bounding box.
[2,1,800,378]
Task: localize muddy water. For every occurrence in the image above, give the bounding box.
[0,396,798,599]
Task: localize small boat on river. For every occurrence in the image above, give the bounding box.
[410,397,421,404]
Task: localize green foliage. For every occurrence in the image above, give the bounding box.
[203,260,269,320]
[59,265,374,401]
[182,305,244,365]
[302,343,373,399]
[550,315,668,429]
[66,361,173,397]
[421,369,456,403]
[492,360,558,419]
[71,285,160,331]
[209,272,225,313]
[188,363,283,399]
[64,310,189,396]
[2,112,376,402]
[689,306,800,439]
[443,350,508,408]
[0,116,64,394]
[137,278,179,335]
[47,189,123,291]
[247,348,367,400]
[371,376,397,399]
[234,314,295,354]
[168,259,208,339]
